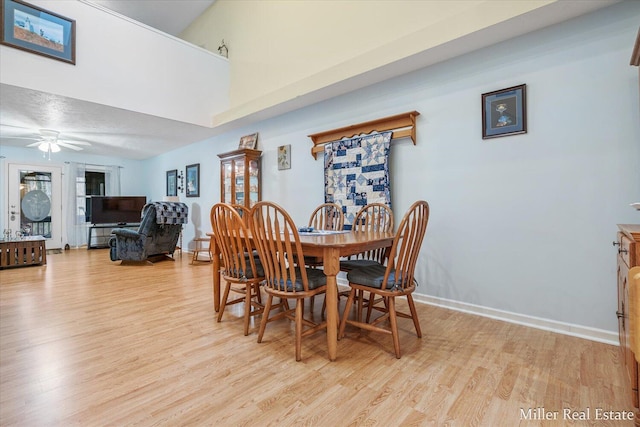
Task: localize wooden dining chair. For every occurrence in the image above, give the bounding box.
[340,203,394,271]
[210,203,264,336]
[305,202,344,312]
[249,201,327,361]
[230,204,250,223]
[338,200,429,358]
[308,202,344,231]
[323,203,394,319]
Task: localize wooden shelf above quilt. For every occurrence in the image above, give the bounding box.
[308,111,420,159]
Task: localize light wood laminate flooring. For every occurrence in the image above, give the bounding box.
[0,249,634,426]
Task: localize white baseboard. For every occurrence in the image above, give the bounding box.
[411,294,618,346]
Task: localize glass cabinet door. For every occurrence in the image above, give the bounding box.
[223,162,232,203]
[235,160,245,205]
[249,160,259,208]
[218,148,261,209]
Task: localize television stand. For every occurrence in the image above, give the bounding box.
[87,223,140,249]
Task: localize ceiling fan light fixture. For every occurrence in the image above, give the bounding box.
[38,142,61,153]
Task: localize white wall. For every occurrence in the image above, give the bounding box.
[149,1,640,337]
[0,0,229,127]
[182,0,614,127]
[184,0,552,108]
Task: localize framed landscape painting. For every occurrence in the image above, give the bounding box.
[0,0,76,64]
[482,84,527,139]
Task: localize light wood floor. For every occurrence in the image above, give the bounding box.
[0,249,635,426]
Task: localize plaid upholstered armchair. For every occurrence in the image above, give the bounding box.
[109,202,188,263]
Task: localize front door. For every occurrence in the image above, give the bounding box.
[7,163,63,249]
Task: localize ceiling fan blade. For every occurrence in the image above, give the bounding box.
[58,139,91,146]
[56,142,83,151]
[26,140,45,147]
[0,136,40,140]
[0,128,40,138]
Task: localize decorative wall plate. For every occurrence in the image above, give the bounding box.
[21,190,51,221]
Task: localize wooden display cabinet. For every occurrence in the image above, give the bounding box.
[615,224,640,409]
[218,148,261,209]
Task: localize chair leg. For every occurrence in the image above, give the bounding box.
[366,295,388,323]
[256,284,263,304]
[387,297,401,359]
[338,288,356,338]
[243,284,251,336]
[309,295,315,314]
[257,295,273,343]
[356,289,365,322]
[321,296,327,319]
[406,294,422,338]
[295,298,303,361]
[365,293,376,323]
[217,282,232,323]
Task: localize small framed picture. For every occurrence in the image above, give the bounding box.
[482,84,527,139]
[0,0,76,64]
[185,163,200,198]
[238,133,258,149]
[166,170,177,196]
[278,144,291,170]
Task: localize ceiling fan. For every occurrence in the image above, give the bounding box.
[0,126,92,157]
[25,129,92,153]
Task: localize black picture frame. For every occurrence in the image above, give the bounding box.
[482,84,527,139]
[0,0,76,64]
[166,169,177,197]
[185,163,200,198]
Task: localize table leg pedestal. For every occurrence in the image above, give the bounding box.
[323,247,340,361]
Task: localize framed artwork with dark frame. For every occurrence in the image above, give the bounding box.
[482,84,527,139]
[166,169,177,197]
[185,163,200,198]
[0,0,76,64]
[238,133,258,150]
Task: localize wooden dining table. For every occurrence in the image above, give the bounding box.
[208,229,395,361]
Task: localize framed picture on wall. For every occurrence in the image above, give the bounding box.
[278,144,291,170]
[482,84,527,139]
[185,163,200,198]
[238,133,258,149]
[0,0,76,64]
[166,170,177,196]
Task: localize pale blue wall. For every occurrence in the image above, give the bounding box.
[148,1,640,332]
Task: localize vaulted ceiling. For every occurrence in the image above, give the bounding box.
[0,1,619,160]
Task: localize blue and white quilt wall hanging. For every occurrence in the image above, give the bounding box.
[324,131,392,230]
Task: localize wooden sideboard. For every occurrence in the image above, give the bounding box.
[616,224,640,408]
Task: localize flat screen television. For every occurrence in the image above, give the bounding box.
[90,196,147,225]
